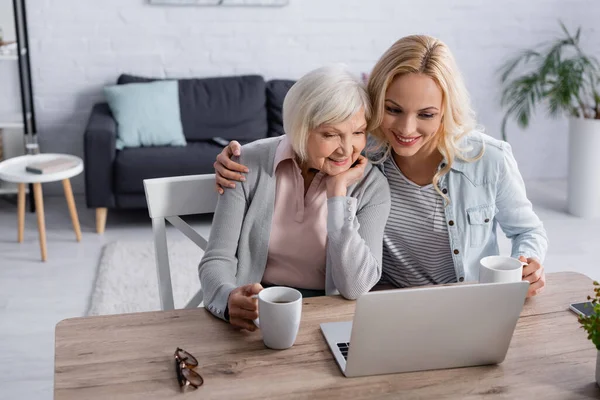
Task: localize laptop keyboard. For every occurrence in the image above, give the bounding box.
[336,342,350,360]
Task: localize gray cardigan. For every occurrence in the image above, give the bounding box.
[198,136,391,321]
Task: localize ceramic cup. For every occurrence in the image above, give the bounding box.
[479,255,526,284]
[253,287,302,350]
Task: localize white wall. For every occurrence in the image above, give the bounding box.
[0,0,15,42]
[0,0,20,117]
[24,0,600,194]
[0,0,21,152]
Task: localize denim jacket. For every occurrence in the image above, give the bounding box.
[378,131,548,283]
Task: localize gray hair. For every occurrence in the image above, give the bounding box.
[282,64,371,161]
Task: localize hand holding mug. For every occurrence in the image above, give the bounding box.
[227,283,263,331]
[519,256,545,297]
[479,255,546,298]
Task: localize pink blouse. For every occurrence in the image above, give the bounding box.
[261,136,328,290]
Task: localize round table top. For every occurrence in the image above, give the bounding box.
[0,153,84,183]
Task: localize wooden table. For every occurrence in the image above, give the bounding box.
[55,272,600,399]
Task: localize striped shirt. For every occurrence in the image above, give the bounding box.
[381,156,457,287]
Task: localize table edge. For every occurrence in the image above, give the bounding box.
[54,271,592,332]
[0,154,84,183]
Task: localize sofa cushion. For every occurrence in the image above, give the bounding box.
[114,142,223,194]
[104,80,186,149]
[117,74,269,142]
[266,79,295,137]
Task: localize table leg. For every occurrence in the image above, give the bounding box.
[62,179,81,242]
[17,183,25,243]
[96,208,107,234]
[33,183,47,262]
[28,183,35,213]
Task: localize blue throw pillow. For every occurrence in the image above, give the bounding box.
[104,80,186,149]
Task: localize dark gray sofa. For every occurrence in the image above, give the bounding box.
[84,74,295,232]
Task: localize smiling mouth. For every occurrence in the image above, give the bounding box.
[393,133,421,145]
[328,157,349,166]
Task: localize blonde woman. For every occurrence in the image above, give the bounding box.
[214,35,548,298]
[199,65,390,331]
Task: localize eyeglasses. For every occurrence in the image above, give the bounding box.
[174,347,204,391]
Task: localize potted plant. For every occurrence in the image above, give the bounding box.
[499,22,600,218]
[578,281,600,385]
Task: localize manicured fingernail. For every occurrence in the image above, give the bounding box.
[218,189,223,195]
[244,168,249,173]
[240,176,246,181]
[229,183,236,188]
[234,151,240,156]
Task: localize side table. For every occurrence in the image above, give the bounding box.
[0,153,84,261]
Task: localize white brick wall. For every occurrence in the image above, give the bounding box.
[24,0,600,194]
[0,0,15,42]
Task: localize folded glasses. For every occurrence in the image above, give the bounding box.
[174,347,204,391]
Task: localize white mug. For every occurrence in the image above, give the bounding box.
[479,256,526,284]
[253,287,302,350]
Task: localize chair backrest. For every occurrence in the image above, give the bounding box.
[143,174,218,311]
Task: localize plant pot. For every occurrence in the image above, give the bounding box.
[567,117,600,218]
[597,350,600,387]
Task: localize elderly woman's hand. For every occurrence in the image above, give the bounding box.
[325,155,368,198]
[227,283,263,331]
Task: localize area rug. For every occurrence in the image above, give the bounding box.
[87,240,203,316]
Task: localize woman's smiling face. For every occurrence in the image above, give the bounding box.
[381,73,444,159]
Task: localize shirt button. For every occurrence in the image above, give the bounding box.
[347,207,352,212]
[442,188,448,194]
[347,200,351,205]
[448,220,454,226]
[347,217,352,221]
[216,309,221,314]
[459,277,464,282]
[484,218,490,223]
[440,163,446,168]
[453,249,459,255]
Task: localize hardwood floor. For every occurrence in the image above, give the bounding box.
[0,180,598,399]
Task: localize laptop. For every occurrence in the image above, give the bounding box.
[320,281,529,377]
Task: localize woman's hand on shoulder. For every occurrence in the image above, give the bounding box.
[214,140,249,194]
[325,155,368,198]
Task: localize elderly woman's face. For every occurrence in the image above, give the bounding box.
[305,108,367,176]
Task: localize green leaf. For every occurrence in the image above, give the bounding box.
[500,116,509,142]
[544,57,586,117]
[499,20,599,138]
[498,50,542,83]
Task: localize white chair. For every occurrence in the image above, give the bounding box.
[143,174,218,311]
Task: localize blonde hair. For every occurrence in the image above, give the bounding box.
[283,64,371,161]
[367,35,482,202]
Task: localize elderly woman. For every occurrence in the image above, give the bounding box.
[199,65,391,331]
